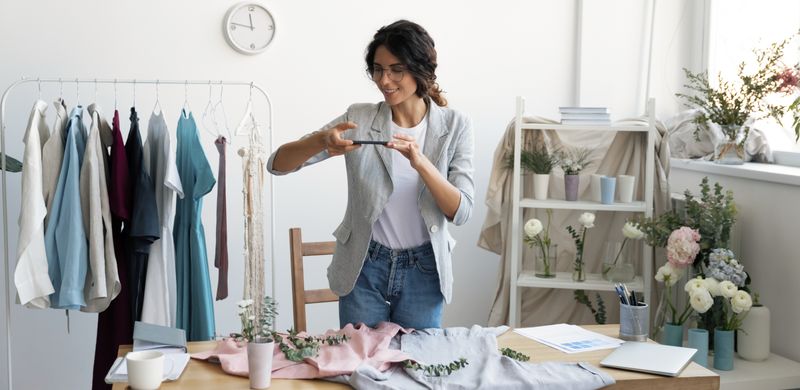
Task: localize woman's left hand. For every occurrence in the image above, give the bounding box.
[387,133,427,169]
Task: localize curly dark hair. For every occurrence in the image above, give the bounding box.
[365,20,447,107]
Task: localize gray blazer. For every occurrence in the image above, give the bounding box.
[267,102,474,303]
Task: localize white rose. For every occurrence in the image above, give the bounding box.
[718,280,738,298]
[578,212,595,228]
[655,263,683,287]
[690,289,714,313]
[237,300,251,308]
[684,276,706,295]
[731,290,753,314]
[524,219,543,238]
[622,222,645,240]
[703,277,720,296]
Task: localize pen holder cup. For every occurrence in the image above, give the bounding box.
[619,302,649,342]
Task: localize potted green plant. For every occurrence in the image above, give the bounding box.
[556,147,592,201]
[676,33,799,164]
[507,144,559,200]
[234,296,278,390]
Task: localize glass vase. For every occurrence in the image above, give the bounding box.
[601,242,635,282]
[572,252,586,282]
[714,124,746,165]
[535,243,558,278]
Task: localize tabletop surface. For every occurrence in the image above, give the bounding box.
[112,324,719,390]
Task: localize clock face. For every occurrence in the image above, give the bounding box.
[224,3,276,54]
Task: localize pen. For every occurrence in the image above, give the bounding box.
[630,290,638,306]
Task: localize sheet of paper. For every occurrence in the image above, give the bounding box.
[514,324,623,354]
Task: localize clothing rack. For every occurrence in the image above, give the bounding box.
[0,77,276,390]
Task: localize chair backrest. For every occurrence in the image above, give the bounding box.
[289,227,338,332]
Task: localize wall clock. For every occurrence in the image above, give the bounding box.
[224,2,276,55]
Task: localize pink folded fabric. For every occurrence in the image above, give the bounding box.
[191,322,412,379]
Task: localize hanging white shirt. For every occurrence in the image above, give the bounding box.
[141,110,184,326]
[41,98,68,224]
[15,100,56,308]
[371,118,429,249]
[80,104,120,313]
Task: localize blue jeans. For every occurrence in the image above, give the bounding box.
[339,240,444,329]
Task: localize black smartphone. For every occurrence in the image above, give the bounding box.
[352,140,389,145]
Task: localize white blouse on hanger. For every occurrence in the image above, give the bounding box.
[141,111,184,326]
[15,100,55,308]
[80,104,121,313]
[41,98,68,222]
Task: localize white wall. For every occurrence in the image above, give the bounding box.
[0,1,699,388]
[669,167,800,362]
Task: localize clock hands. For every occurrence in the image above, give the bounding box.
[248,14,254,31]
[231,22,253,29]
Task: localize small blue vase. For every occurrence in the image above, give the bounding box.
[714,328,734,371]
[662,323,683,347]
[688,328,709,367]
[600,176,616,204]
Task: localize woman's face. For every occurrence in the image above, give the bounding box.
[372,45,419,107]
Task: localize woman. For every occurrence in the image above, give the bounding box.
[268,20,474,329]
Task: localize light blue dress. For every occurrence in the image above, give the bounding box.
[44,106,88,309]
[173,110,216,341]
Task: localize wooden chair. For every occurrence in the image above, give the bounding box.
[289,227,338,332]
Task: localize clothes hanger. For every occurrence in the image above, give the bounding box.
[182,80,191,117]
[213,80,232,143]
[152,79,163,115]
[133,79,137,109]
[94,78,98,105]
[37,78,42,100]
[59,77,63,101]
[114,78,118,110]
[75,78,80,107]
[235,82,257,136]
[201,81,220,138]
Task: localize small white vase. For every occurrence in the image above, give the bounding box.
[247,340,274,389]
[737,305,770,361]
[533,173,550,200]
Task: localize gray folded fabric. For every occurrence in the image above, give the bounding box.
[330,325,615,390]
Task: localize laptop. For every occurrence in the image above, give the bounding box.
[600,341,698,377]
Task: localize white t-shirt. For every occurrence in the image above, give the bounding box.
[371,118,429,249]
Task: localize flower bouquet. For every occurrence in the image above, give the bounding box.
[601,222,644,282]
[556,147,592,201]
[651,227,701,343]
[524,209,557,278]
[566,212,595,282]
[676,33,800,163]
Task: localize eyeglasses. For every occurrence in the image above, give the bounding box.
[370,66,405,82]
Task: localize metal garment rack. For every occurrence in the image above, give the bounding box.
[0,78,276,390]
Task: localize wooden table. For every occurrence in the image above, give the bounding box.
[113,324,718,389]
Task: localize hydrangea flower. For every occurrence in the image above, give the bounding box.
[705,248,748,287]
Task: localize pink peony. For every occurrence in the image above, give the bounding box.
[666,227,701,268]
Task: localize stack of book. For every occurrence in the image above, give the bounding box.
[559,107,611,125]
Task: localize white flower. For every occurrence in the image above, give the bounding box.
[237,300,252,308]
[655,263,683,287]
[684,276,707,295]
[704,277,720,296]
[622,222,645,240]
[578,212,595,228]
[248,315,256,321]
[238,308,247,315]
[690,289,714,313]
[731,290,753,314]
[524,219,543,238]
[718,280,738,298]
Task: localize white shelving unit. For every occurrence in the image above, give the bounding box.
[507,96,656,327]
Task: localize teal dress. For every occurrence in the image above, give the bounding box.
[174,110,216,341]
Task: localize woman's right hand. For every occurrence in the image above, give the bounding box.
[321,121,360,156]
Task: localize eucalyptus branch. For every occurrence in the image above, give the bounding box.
[403,358,469,377]
[500,347,530,362]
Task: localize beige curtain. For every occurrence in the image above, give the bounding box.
[478,116,672,327]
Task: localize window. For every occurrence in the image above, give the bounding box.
[707,0,800,156]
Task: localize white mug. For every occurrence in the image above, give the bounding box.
[126,351,165,390]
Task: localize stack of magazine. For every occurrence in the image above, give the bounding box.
[559,107,611,125]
